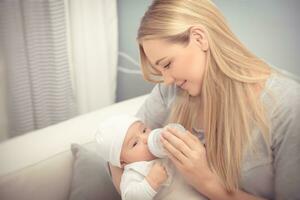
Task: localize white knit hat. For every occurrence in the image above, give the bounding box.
[95,114,141,167]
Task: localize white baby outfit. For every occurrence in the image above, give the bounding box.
[95,114,207,200]
[121,158,207,200]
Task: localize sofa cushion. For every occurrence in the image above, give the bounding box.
[69,143,121,200]
[0,151,73,200]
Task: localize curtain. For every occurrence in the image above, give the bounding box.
[67,0,118,114]
[0,46,8,140]
[0,0,117,138]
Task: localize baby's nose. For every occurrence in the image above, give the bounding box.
[141,134,148,144]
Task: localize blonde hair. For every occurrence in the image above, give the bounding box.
[137,0,273,192]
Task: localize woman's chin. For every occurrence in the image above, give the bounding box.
[187,88,201,96]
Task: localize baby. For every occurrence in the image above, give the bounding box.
[95,114,207,200]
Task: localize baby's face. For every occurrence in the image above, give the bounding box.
[120,121,156,167]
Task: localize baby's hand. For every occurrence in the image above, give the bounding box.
[145,161,168,191]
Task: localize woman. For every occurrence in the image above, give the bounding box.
[110,0,300,199]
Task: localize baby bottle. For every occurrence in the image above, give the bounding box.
[147,123,186,158]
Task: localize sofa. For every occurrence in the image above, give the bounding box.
[0,94,148,200]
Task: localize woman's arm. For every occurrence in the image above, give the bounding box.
[135,83,174,129]
[109,163,124,195]
[201,173,267,200]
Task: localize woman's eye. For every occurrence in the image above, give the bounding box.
[163,62,171,69]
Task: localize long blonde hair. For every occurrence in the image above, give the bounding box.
[137,0,273,192]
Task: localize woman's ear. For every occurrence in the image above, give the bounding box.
[190,26,209,52]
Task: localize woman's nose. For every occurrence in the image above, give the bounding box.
[162,71,174,85]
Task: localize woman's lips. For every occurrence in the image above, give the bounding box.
[180,80,187,89]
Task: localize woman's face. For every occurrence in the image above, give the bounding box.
[142,34,208,96]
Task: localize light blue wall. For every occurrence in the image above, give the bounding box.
[117,0,300,102]
[213,0,300,75]
[116,0,153,102]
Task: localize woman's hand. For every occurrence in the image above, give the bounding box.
[160,127,214,192]
[161,128,269,200]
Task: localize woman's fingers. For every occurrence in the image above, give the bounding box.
[160,126,206,166]
[161,130,192,158]
[166,127,202,150]
[160,134,187,165]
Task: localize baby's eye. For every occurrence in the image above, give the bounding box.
[142,128,147,133]
[133,141,138,147]
[163,62,171,69]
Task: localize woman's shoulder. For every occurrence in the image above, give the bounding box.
[265,72,299,94]
[135,84,178,129]
[262,73,300,116]
[261,73,300,199]
[262,73,300,147]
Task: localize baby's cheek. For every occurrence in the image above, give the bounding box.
[144,146,156,159]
